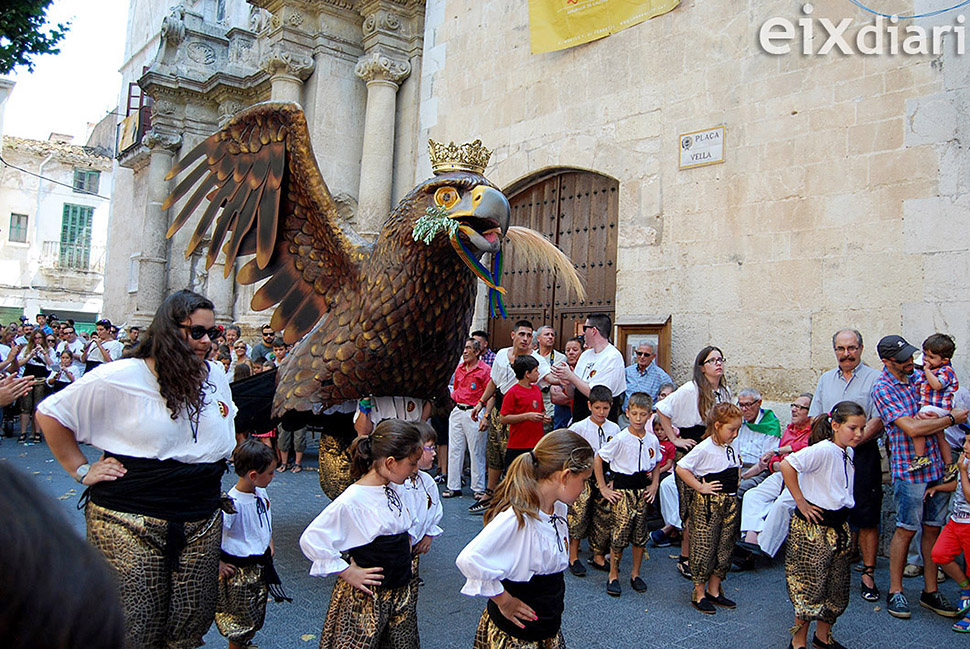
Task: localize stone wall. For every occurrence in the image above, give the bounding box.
[421,0,965,397]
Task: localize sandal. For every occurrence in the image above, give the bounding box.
[277,464,288,473]
[17,433,27,443]
[860,565,879,602]
[953,616,970,633]
[290,464,302,473]
[441,489,462,498]
[32,434,41,444]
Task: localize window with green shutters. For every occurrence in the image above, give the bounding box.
[60,204,94,269]
[73,169,100,195]
[8,213,28,243]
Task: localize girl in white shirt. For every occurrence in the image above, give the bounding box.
[300,419,423,649]
[456,430,594,648]
[675,402,743,614]
[779,401,865,649]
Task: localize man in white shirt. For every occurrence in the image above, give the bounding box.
[553,312,626,424]
[469,320,553,513]
[735,388,781,495]
[535,326,566,427]
[82,319,124,372]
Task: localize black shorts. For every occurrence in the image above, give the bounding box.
[848,439,883,529]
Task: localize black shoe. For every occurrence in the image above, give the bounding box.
[606,579,621,597]
[736,540,768,558]
[920,590,960,617]
[677,558,693,580]
[588,559,609,572]
[705,591,737,609]
[569,560,587,577]
[468,499,491,515]
[630,576,647,593]
[692,595,716,614]
[860,565,879,602]
[811,633,847,649]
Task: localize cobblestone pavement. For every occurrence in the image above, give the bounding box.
[1,436,959,649]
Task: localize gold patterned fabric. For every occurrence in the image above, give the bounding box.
[566,479,611,555]
[687,492,739,585]
[473,610,566,649]
[673,452,694,524]
[215,563,268,645]
[320,577,418,649]
[485,407,510,472]
[785,515,851,624]
[407,554,421,622]
[609,488,652,553]
[85,502,222,649]
[319,434,354,500]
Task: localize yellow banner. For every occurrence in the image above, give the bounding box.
[529,0,679,54]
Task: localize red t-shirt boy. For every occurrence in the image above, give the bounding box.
[500,354,550,466]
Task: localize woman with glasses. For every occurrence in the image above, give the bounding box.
[655,346,732,580]
[37,289,237,649]
[16,329,54,442]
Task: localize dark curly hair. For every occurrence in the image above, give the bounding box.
[134,289,214,421]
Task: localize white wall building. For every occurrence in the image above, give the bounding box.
[0,112,114,330]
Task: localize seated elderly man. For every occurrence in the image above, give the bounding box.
[736,388,781,496]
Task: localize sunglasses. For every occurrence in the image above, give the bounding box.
[179,324,222,340]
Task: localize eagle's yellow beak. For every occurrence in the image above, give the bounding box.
[448,185,511,254]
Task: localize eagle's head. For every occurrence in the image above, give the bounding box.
[418,171,511,255]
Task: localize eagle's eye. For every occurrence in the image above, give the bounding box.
[434,187,460,209]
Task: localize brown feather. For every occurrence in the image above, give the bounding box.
[251,265,302,311]
[162,161,209,211]
[222,183,265,275]
[165,138,209,181]
[167,172,217,238]
[206,183,248,269]
[186,182,234,257]
[256,143,285,268]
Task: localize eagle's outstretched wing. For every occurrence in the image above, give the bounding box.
[162,102,368,342]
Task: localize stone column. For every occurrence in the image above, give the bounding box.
[355,51,410,238]
[260,47,314,103]
[134,129,182,325]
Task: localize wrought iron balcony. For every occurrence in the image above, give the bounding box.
[39,241,105,273]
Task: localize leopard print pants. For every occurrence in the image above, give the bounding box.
[785,516,851,625]
[485,408,510,472]
[85,502,222,649]
[320,578,418,649]
[215,563,268,645]
[609,488,652,554]
[472,610,566,649]
[687,491,739,586]
[566,479,611,555]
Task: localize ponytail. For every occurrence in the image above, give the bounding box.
[483,429,593,527]
[809,400,865,446]
[348,419,422,479]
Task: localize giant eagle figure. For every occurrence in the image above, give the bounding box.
[163,102,583,494]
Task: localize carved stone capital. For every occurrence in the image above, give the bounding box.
[142,129,183,153]
[260,46,314,80]
[354,51,411,85]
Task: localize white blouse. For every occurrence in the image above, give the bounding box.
[456,501,569,597]
[37,359,236,463]
[785,440,855,510]
[656,381,732,429]
[490,348,551,394]
[222,486,273,557]
[402,470,443,542]
[569,417,621,452]
[597,429,662,475]
[677,436,742,477]
[300,482,415,577]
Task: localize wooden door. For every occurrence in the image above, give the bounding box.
[490,170,618,349]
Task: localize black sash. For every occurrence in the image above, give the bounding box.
[487,572,565,641]
[23,363,47,378]
[680,424,707,443]
[613,471,649,490]
[700,468,739,495]
[347,532,412,589]
[795,505,851,552]
[220,548,292,602]
[87,453,226,521]
[84,360,103,373]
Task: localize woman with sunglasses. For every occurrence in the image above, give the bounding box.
[37,289,237,649]
[655,346,732,580]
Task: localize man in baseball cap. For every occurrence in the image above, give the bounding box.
[871,334,969,619]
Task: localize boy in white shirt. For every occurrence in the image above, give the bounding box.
[216,440,289,649]
[596,392,662,597]
[567,385,621,576]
